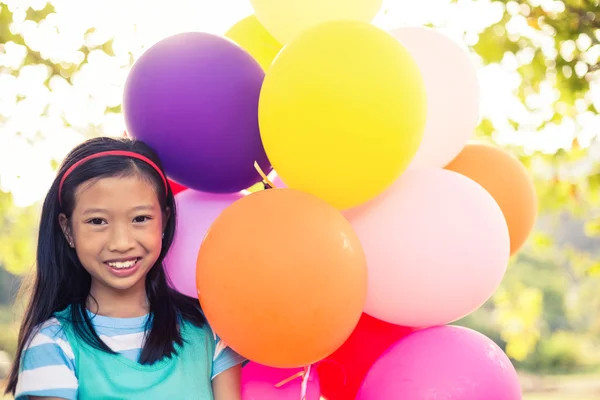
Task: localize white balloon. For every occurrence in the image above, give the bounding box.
[391,27,481,169]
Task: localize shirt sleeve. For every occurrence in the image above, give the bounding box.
[14,318,78,400]
[211,333,247,380]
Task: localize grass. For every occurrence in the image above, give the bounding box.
[520,370,600,400]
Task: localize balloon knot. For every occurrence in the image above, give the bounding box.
[253,161,277,189]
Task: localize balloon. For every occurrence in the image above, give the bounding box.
[390,27,480,170]
[259,21,427,210]
[165,190,242,298]
[168,179,187,195]
[196,188,367,367]
[225,15,282,71]
[267,175,361,221]
[348,169,510,327]
[318,314,414,400]
[445,143,537,255]
[251,0,383,44]
[123,32,271,193]
[356,326,522,400]
[267,173,285,189]
[242,362,320,400]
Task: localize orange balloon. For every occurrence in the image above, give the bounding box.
[196,188,367,367]
[445,143,537,255]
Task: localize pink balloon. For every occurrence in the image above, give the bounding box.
[391,27,480,169]
[267,173,286,189]
[242,362,320,400]
[164,190,242,298]
[356,326,522,400]
[348,169,509,327]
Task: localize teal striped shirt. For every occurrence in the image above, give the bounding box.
[15,310,245,399]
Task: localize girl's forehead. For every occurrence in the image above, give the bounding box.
[73,175,161,212]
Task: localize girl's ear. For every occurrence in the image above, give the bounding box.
[58,213,75,248]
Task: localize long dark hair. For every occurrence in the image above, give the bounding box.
[5,137,206,395]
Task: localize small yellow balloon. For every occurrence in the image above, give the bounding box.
[225,15,282,71]
[259,21,427,210]
[250,0,383,44]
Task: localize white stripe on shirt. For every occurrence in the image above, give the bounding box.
[39,318,61,331]
[98,332,146,352]
[27,333,75,360]
[16,365,78,392]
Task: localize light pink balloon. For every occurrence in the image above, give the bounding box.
[267,172,286,189]
[348,169,509,327]
[391,27,480,169]
[242,362,320,400]
[164,190,242,298]
[356,326,522,400]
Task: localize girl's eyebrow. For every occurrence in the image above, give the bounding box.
[82,208,108,215]
[82,205,155,215]
[131,205,155,211]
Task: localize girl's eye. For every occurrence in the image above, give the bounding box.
[133,216,152,223]
[87,218,106,225]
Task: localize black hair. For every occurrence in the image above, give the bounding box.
[5,137,206,395]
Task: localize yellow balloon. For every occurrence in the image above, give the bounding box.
[251,0,383,44]
[259,21,427,210]
[225,15,283,71]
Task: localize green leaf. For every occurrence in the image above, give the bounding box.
[531,232,553,250]
[584,220,600,237]
[587,263,600,276]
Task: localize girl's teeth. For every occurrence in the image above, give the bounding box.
[108,260,137,269]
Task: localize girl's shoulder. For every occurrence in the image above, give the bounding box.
[25,315,72,353]
[15,316,78,400]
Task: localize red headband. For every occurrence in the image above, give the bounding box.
[58,150,168,206]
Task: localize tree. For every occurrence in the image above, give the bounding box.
[464,0,600,363]
[0,191,37,276]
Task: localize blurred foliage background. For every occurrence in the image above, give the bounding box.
[1,0,599,398]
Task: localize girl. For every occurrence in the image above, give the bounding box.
[4,137,244,399]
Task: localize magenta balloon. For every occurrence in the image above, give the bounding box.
[356,326,522,400]
[123,31,271,193]
[164,190,242,298]
[242,362,320,400]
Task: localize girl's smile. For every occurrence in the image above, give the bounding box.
[105,257,142,277]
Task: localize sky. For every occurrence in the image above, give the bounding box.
[0,0,599,206]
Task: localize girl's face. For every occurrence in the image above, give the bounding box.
[60,174,167,294]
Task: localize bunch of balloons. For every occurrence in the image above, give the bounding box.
[123,0,538,399]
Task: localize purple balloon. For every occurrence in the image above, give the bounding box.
[242,362,321,400]
[164,190,243,298]
[356,326,522,400]
[123,32,271,193]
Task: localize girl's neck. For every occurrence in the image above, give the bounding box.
[87,280,150,318]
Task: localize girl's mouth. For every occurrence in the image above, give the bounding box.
[105,258,141,277]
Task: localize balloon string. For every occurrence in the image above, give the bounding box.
[273,364,313,398]
[273,359,348,390]
[273,361,350,400]
[274,371,304,388]
[300,365,311,400]
[253,161,277,189]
